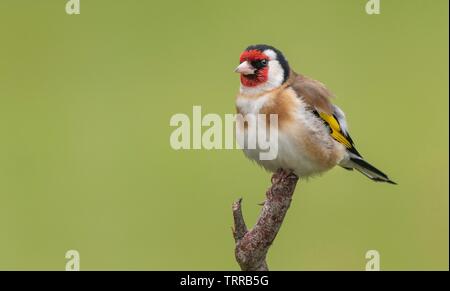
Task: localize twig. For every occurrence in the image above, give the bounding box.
[232,169,299,271]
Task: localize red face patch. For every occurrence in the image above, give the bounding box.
[239,50,269,87]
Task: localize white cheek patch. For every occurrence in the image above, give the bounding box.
[263,49,284,87]
[266,60,284,88]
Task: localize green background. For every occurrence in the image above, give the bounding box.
[0,0,448,270]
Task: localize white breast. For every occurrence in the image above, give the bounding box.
[236,94,271,115]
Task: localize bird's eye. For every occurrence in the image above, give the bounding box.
[251,59,268,69]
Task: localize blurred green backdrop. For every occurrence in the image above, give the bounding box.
[0,0,448,270]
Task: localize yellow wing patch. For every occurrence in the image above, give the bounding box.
[319,112,352,148]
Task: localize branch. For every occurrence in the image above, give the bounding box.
[232,169,299,271]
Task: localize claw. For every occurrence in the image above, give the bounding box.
[271,168,282,184]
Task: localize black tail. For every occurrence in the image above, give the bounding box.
[349,157,397,185]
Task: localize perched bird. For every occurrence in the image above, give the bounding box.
[234,44,395,184]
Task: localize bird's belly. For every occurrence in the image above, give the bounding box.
[236,90,345,178]
[239,122,342,177]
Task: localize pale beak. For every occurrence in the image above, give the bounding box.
[234,61,256,75]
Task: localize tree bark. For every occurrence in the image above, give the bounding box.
[232,169,299,271]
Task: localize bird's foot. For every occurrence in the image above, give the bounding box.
[271,168,297,184]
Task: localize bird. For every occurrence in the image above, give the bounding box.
[234,44,396,184]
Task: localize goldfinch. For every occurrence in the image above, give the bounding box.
[234,44,395,184]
